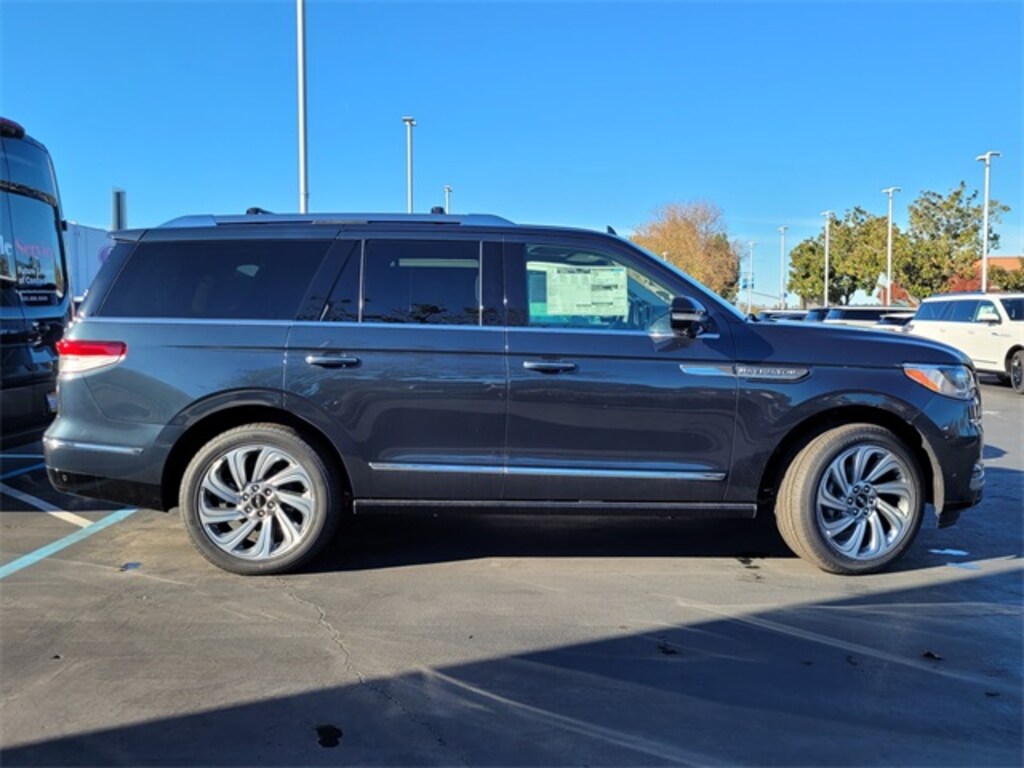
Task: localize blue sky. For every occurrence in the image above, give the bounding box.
[2,0,1021,307]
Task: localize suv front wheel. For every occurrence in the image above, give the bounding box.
[1010,350,1024,395]
[180,423,340,575]
[776,424,924,575]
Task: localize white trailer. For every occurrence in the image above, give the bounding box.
[64,222,113,302]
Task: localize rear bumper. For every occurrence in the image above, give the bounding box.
[43,433,168,510]
[47,467,163,510]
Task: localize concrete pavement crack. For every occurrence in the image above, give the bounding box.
[278,581,467,765]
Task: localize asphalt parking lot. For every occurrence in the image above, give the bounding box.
[1,379,1021,766]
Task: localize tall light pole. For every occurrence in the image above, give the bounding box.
[778,226,788,309]
[443,184,452,214]
[821,211,833,308]
[747,240,756,315]
[402,116,417,213]
[296,0,308,213]
[881,187,901,305]
[977,150,1001,292]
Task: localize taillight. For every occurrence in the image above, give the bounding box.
[55,339,127,374]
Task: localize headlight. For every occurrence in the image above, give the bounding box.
[903,364,975,400]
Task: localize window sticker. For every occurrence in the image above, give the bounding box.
[530,263,628,317]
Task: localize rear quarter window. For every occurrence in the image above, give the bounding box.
[97,239,330,320]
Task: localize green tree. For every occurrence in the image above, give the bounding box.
[787,208,904,306]
[989,260,1024,291]
[631,202,741,301]
[897,182,1008,301]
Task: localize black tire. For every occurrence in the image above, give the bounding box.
[775,424,924,575]
[180,423,340,575]
[1009,350,1024,395]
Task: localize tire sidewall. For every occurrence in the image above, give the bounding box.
[785,426,925,575]
[180,425,336,575]
[1011,350,1024,394]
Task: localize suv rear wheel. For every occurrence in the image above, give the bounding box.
[776,424,924,575]
[180,423,340,575]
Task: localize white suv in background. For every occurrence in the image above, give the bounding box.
[905,292,1024,393]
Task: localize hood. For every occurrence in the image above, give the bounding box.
[738,320,973,369]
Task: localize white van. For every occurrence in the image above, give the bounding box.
[905,292,1024,393]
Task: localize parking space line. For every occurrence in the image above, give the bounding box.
[0,462,46,481]
[0,508,138,580]
[0,483,93,528]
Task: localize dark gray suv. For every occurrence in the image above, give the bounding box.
[45,213,984,575]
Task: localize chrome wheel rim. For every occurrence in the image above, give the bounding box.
[815,443,916,561]
[197,444,316,561]
[1012,355,1023,391]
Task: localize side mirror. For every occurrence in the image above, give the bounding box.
[670,296,708,337]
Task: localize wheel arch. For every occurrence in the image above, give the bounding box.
[160,404,352,512]
[757,405,940,516]
[1004,344,1024,373]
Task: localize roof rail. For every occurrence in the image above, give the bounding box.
[159,212,515,228]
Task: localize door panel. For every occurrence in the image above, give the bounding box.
[286,238,507,500]
[503,239,738,503]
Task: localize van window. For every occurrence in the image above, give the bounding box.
[98,240,330,320]
[362,240,480,325]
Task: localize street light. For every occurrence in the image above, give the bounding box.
[778,226,788,309]
[443,184,452,214]
[402,116,417,213]
[976,150,1001,292]
[296,0,308,213]
[881,187,901,305]
[821,211,833,308]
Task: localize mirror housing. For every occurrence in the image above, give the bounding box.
[670,296,708,337]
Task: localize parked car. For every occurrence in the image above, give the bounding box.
[822,306,891,328]
[45,212,984,576]
[759,309,807,322]
[905,292,1024,393]
[874,312,916,333]
[803,307,829,322]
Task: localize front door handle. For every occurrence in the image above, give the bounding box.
[523,360,577,374]
[305,354,361,368]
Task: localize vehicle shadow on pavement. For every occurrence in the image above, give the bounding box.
[318,513,795,573]
[1,570,1019,766]
[307,460,1022,576]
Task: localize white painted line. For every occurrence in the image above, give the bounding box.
[0,483,93,528]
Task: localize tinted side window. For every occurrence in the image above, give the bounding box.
[99,239,330,320]
[523,243,674,331]
[1000,298,1024,321]
[319,240,361,322]
[946,300,978,322]
[362,239,480,325]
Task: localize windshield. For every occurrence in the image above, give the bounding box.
[0,189,66,296]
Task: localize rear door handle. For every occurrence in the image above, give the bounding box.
[523,360,577,374]
[305,354,360,368]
